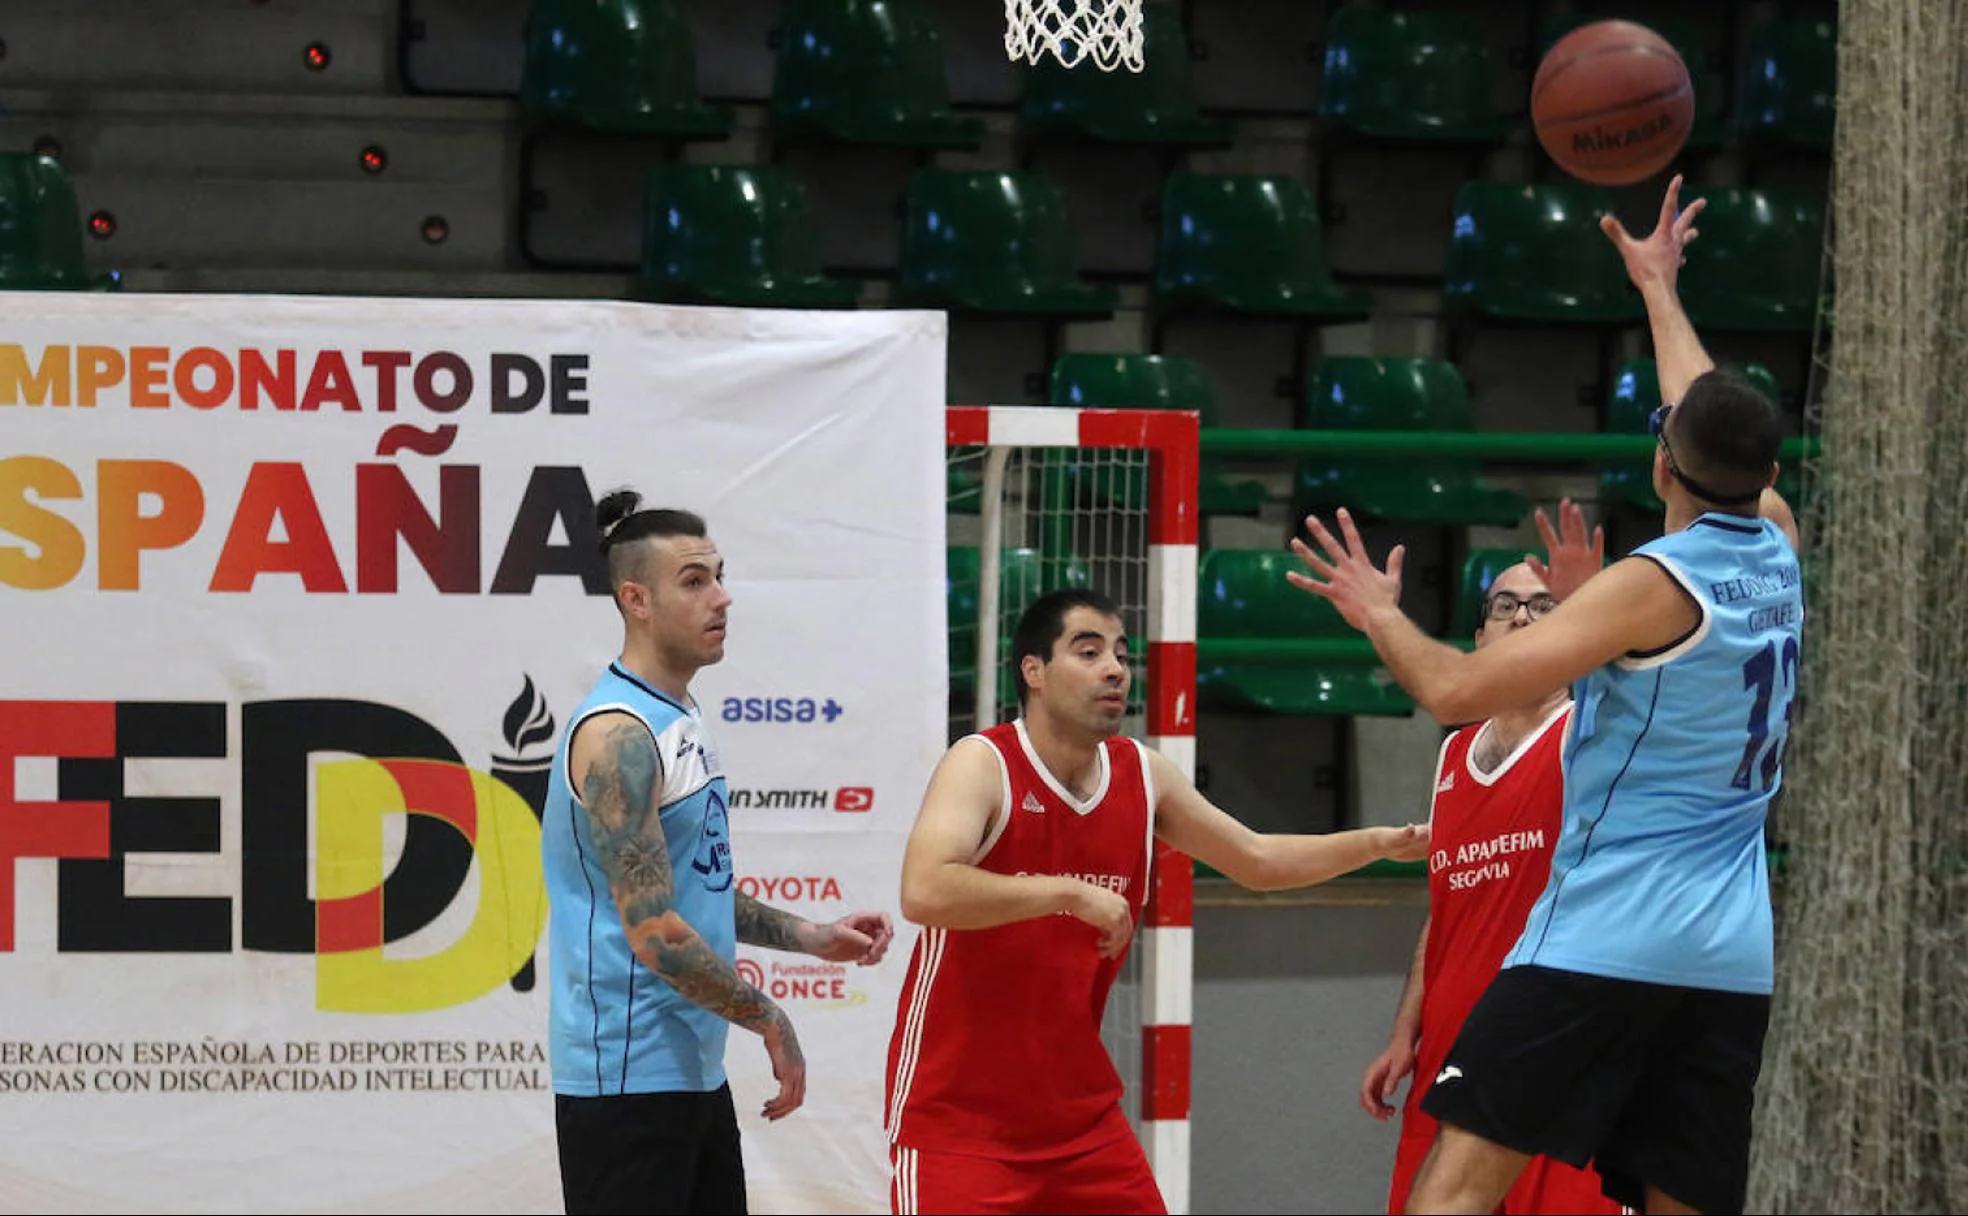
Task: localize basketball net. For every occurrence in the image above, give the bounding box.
[1005,0,1146,73]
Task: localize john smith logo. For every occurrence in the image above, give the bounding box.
[0,677,557,1016]
[720,696,843,724]
[731,787,873,812]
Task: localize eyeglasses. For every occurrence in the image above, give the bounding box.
[1484,591,1558,621]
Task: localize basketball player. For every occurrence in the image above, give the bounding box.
[1362,549,1620,1216]
[1288,176,1802,1216]
[885,587,1432,1216]
[542,491,896,1216]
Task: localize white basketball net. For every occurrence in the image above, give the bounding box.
[1005,0,1145,73]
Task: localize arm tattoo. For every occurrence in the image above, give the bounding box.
[583,720,780,1034]
[735,891,809,953]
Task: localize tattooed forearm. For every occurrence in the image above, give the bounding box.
[640,915,782,1034]
[582,717,781,1035]
[735,891,808,952]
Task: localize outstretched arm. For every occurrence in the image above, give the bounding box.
[1603,174,1713,404]
[1287,510,1700,725]
[899,739,1136,957]
[1148,749,1428,890]
[1608,176,1801,550]
[572,714,804,1119]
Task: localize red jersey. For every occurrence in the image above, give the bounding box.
[1411,704,1571,1119]
[885,721,1155,1159]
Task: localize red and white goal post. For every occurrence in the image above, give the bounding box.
[944,404,1198,1212]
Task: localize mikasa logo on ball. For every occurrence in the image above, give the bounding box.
[1573,111,1677,154]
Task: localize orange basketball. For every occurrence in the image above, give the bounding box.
[1532,20,1693,186]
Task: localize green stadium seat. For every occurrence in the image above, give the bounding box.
[1049,353,1268,516]
[1443,181,1641,323]
[520,0,731,137]
[1450,546,1537,639]
[0,154,114,291]
[1538,13,1726,151]
[1295,356,1529,528]
[1739,20,1837,150]
[1677,187,1827,333]
[1599,358,1783,514]
[770,0,984,148]
[948,546,1094,702]
[1197,548,1413,716]
[1317,7,1509,144]
[1019,0,1233,147]
[1153,173,1370,320]
[898,170,1117,316]
[639,165,858,308]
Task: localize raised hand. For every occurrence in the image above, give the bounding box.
[1285,509,1404,633]
[1527,498,1606,603]
[1600,173,1706,293]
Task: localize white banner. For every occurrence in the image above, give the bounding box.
[0,293,946,1214]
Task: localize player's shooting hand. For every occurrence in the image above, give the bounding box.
[1600,173,1705,293]
[1378,823,1430,863]
[1360,1037,1417,1120]
[805,911,895,965]
[1286,509,1404,633]
[1528,498,1605,603]
[1069,883,1136,960]
[759,1007,807,1122]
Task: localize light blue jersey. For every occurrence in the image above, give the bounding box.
[543,662,736,1096]
[1506,514,1802,994]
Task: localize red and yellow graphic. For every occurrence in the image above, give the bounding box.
[314,758,547,1014]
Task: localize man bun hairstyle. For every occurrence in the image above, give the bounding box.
[594,487,708,592]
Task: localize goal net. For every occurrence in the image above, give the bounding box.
[945,405,1198,1212]
[1748,2,1968,1211]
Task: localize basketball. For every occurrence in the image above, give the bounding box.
[1532,20,1693,186]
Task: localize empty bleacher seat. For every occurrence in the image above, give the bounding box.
[1317,7,1508,145]
[898,170,1116,316]
[639,165,858,308]
[519,0,732,137]
[1677,187,1827,333]
[1296,356,1528,528]
[1154,173,1369,320]
[1443,180,1640,323]
[770,0,983,148]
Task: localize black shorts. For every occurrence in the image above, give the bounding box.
[1420,964,1770,1215]
[555,1084,747,1215]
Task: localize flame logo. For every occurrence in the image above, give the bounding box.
[501,675,557,758]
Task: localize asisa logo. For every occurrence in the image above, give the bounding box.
[720,696,843,725]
